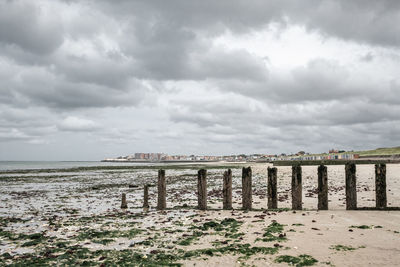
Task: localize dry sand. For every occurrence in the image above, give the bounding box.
[0,163,399,266]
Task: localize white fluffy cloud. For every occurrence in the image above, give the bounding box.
[58,116,99,132]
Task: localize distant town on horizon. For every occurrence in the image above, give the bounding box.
[103,146,400,163]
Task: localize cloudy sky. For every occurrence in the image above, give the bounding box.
[1,0,400,160]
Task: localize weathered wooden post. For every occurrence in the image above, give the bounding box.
[157,169,166,210]
[318,165,328,210]
[267,167,278,209]
[291,164,302,210]
[197,169,207,210]
[143,184,149,209]
[242,167,252,210]
[121,193,128,209]
[223,169,233,210]
[375,163,387,209]
[345,163,357,210]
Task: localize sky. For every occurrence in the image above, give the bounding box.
[0,0,400,161]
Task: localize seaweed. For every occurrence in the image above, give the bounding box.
[275,254,318,266]
[330,245,365,251]
[349,225,372,229]
[256,221,287,242]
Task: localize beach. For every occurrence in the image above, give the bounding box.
[0,162,399,266]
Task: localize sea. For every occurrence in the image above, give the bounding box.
[0,161,156,171]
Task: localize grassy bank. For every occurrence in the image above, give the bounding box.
[357,146,400,157]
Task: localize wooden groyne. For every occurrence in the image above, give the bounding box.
[122,163,393,211]
[273,159,399,166]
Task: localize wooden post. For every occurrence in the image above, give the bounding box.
[143,184,149,209]
[345,163,357,210]
[242,167,252,210]
[318,165,328,210]
[291,164,302,210]
[375,164,387,209]
[223,169,233,210]
[267,167,278,209]
[121,193,127,209]
[197,169,207,210]
[157,169,166,210]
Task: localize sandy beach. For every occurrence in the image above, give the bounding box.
[1,162,399,266]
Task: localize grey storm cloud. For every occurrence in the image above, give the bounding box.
[0,0,399,160]
[214,58,400,106]
[94,0,400,47]
[0,1,63,55]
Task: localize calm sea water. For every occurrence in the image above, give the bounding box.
[0,161,155,171]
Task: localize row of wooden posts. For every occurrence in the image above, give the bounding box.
[121,163,388,211]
